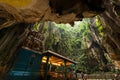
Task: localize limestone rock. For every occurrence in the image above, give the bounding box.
[0,0,104,30]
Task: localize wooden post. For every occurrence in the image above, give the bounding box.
[39,55,43,77]
[39,55,44,69]
[74,64,78,80]
[64,60,67,80]
[44,55,50,80]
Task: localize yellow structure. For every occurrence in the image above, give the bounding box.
[0,0,32,8]
[42,50,76,66]
[42,55,73,66]
[41,50,77,80]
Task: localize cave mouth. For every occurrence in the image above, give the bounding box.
[21,17,114,74]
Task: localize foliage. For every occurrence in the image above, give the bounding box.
[32,22,40,32]
[31,18,111,73]
[96,16,104,36]
[39,19,102,73]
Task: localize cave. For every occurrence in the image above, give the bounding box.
[0,0,120,80]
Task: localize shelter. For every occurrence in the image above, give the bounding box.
[41,50,77,80]
[7,47,77,80]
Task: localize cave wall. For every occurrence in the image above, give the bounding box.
[100,0,120,69]
[0,24,28,79]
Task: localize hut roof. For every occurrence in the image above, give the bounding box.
[42,50,77,64]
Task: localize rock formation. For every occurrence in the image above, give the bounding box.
[100,0,120,69]
[0,0,104,30]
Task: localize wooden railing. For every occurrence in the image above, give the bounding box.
[77,73,115,79]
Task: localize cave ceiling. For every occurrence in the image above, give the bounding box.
[0,0,104,30]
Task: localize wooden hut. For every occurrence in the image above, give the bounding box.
[7,47,77,80]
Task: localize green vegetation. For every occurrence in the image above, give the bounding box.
[32,18,112,73]
[96,16,104,36]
